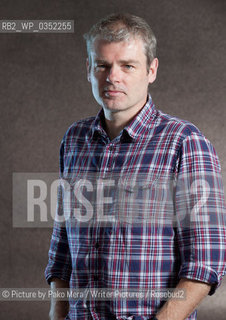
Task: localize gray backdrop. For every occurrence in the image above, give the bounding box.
[0,0,225,319]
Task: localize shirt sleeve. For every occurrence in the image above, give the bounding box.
[45,140,72,284]
[175,132,226,295]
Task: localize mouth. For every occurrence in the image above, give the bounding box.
[103,89,125,97]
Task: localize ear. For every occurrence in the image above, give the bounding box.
[86,58,91,82]
[148,58,159,84]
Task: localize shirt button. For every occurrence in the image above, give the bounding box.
[109,144,114,151]
[95,242,99,249]
[93,275,98,281]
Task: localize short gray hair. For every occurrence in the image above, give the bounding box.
[83,13,157,70]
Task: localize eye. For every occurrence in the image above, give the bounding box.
[96,64,109,70]
[124,65,134,70]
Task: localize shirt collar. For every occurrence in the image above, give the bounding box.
[123,94,156,140]
[91,94,156,141]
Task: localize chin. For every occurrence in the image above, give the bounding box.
[103,98,124,108]
[103,102,123,111]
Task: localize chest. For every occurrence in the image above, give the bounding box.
[63,132,180,177]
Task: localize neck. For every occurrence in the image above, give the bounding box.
[103,96,149,140]
[104,117,126,140]
[103,106,144,140]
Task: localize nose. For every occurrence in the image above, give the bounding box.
[106,65,121,83]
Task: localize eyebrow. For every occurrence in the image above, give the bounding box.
[94,59,109,64]
[119,60,140,65]
[94,59,140,65]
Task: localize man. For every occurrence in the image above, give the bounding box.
[45,13,226,320]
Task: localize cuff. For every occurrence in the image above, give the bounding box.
[178,262,222,295]
[45,273,71,285]
[45,265,71,285]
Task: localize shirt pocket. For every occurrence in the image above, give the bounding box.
[116,176,174,226]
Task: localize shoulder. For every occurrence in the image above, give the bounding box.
[156,109,202,139]
[61,116,96,144]
[155,109,218,162]
[156,111,221,173]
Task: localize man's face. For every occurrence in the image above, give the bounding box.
[87,37,158,119]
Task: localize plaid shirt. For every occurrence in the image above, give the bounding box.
[45,95,226,320]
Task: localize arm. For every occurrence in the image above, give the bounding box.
[159,132,226,320]
[174,133,226,292]
[156,278,211,320]
[45,140,72,320]
[49,278,70,320]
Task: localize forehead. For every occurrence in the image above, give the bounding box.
[90,37,146,62]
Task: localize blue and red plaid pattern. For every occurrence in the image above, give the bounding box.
[45,95,226,320]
